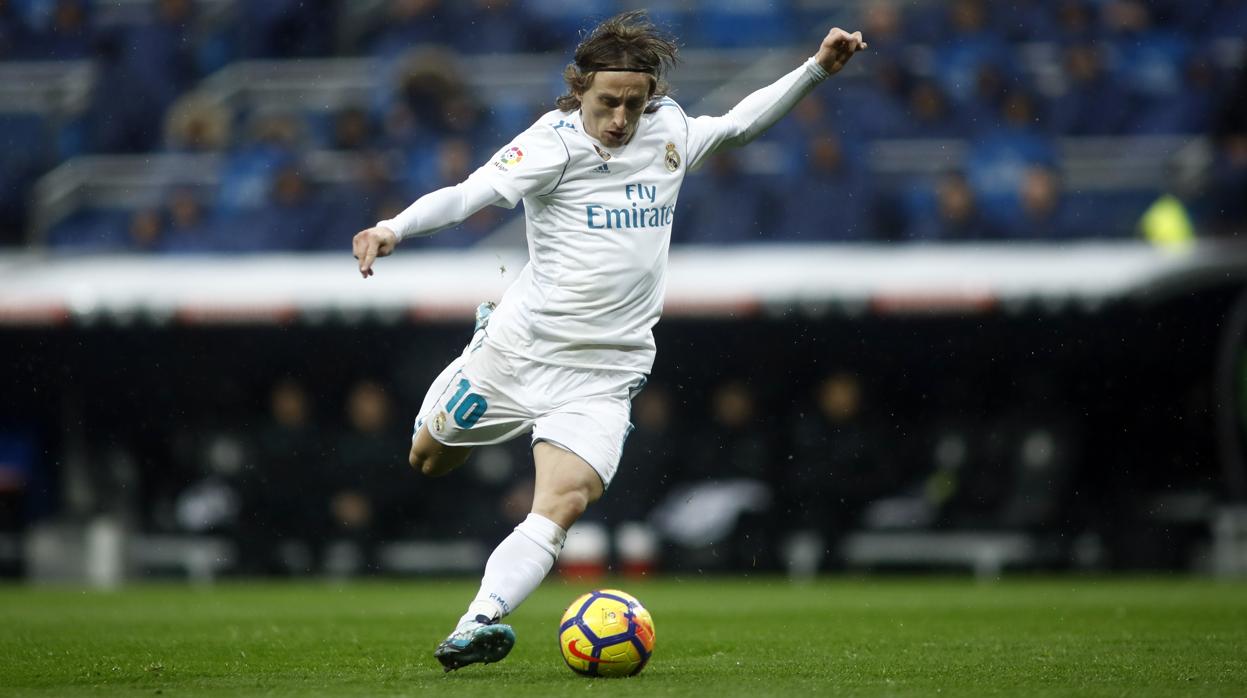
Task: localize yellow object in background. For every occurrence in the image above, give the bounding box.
[1139,193,1195,248]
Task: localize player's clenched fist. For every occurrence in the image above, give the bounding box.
[815,28,867,75]
[352,226,398,278]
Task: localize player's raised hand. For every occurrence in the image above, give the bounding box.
[352,225,398,278]
[815,28,867,76]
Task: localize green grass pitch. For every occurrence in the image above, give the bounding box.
[2,576,1245,696]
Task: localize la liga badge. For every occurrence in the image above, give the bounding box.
[498,146,524,169]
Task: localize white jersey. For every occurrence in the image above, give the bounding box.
[380,57,830,375]
[472,100,697,374]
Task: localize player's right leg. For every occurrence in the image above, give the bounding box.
[407,302,499,478]
[408,355,476,478]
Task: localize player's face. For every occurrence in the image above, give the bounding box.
[578,72,653,148]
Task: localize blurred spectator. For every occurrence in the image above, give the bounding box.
[776,133,871,241]
[962,62,1016,130]
[1128,51,1219,135]
[1001,165,1085,240]
[164,97,231,153]
[403,137,508,247]
[329,106,378,151]
[1108,3,1218,132]
[320,151,408,250]
[676,153,776,244]
[654,379,776,569]
[240,377,326,574]
[863,379,989,530]
[165,425,247,538]
[217,112,304,214]
[986,374,1079,530]
[126,208,164,252]
[685,380,770,483]
[849,54,913,140]
[904,79,964,140]
[1054,0,1099,42]
[857,1,905,55]
[407,136,472,194]
[85,0,202,153]
[461,440,530,540]
[905,170,998,241]
[161,187,220,253]
[1103,0,1195,134]
[784,372,898,536]
[26,0,89,60]
[324,379,414,570]
[229,163,326,251]
[966,89,1056,222]
[385,48,490,152]
[1049,44,1131,136]
[936,0,1014,105]
[603,384,679,524]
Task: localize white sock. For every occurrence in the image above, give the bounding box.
[457,513,567,629]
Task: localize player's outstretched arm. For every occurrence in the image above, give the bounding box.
[350,177,505,279]
[685,27,865,166]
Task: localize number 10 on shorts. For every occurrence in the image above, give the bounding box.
[446,378,488,429]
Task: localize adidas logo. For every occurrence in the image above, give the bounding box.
[592,163,610,174]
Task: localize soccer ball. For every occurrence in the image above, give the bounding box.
[558,588,655,678]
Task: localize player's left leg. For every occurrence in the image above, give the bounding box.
[530,441,605,529]
[434,369,637,672]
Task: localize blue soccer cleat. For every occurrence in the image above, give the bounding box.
[433,616,516,672]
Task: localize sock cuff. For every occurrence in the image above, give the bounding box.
[516,512,567,556]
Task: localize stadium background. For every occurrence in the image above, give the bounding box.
[0,0,1246,586]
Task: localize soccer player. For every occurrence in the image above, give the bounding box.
[351,11,866,671]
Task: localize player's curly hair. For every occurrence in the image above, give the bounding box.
[555,10,679,113]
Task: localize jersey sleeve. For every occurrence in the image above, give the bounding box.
[474,120,571,207]
[683,57,829,171]
[376,176,505,241]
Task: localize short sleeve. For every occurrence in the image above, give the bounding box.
[474,122,571,208]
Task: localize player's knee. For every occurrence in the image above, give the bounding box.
[563,490,591,520]
[545,486,595,527]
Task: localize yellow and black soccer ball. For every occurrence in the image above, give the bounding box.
[558,589,655,678]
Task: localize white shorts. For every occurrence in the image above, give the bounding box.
[414,338,646,489]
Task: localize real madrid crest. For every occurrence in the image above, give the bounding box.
[432,410,447,434]
[664,142,680,172]
[593,144,612,161]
